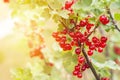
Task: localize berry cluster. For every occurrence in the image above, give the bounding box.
[62,0,77,13]
[52,15,109,78]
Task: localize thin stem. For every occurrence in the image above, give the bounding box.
[59,19,69,30]
[87,23,99,38]
[106,7,120,32]
[81,45,100,80]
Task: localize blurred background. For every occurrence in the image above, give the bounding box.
[0,0,120,80]
[0,1,30,80]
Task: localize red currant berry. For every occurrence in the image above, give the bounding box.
[75,65,80,70]
[55,36,61,42]
[78,56,85,63]
[73,70,78,75]
[88,50,93,56]
[101,36,107,43]
[89,44,95,50]
[52,32,59,38]
[69,32,75,37]
[75,31,82,38]
[86,23,92,32]
[76,25,80,30]
[79,20,87,27]
[114,46,120,55]
[99,15,109,25]
[92,37,99,43]
[77,73,82,78]
[84,63,89,68]
[75,48,81,55]
[65,1,73,9]
[80,36,86,43]
[64,43,72,50]
[61,36,66,42]
[100,42,106,48]
[85,39,91,46]
[98,47,103,53]
[81,65,86,71]
[71,40,75,46]
[94,42,100,47]
[61,29,68,34]
[59,41,65,48]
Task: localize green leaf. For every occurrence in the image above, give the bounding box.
[92,59,120,70]
[58,10,69,19]
[11,68,32,80]
[114,13,120,21]
[73,0,92,9]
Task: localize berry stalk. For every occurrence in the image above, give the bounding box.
[79,42,100,80]
[106,7,120,32]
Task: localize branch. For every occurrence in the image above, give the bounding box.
[106,7,120,32]
[87,23,99,38]
[81,44,100,80]
[59,19,69,30]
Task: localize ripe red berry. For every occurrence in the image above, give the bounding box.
[65,1,73,9]
[55,36,61,42]
[52,32,59,38]
[69,32,75,37]
[86,23,94,32]
[80,36,86,43]
[101,36,107,43]
[75,48,81,55]
[100,42,106,48]
[94,42,100,47]
[92,37,98,43]
[59,41,65,48]
[89,44,95,50]
[85,39,91,46]
[79,20,87,27]
[99,15,109,25]
[84,63,89,68]
[98,47,103,53]
[76,25,80,30]
[114,46,120,55]
[61,36,66,42]
[81,65,86,71]
[88,50,93,56]
[64,43,72,50]
[78,56,85,63]
[77,73,82,78]
[61,29,68,34]
[73,70,79,75]
[75,65,80,70]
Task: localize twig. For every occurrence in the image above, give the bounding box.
[59,19,69,30]
[87,23,99,38]
[106,7,120,32]
[81,44,100,80]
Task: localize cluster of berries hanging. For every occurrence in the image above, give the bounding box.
[52,14,109,78]
[62,0,77,13]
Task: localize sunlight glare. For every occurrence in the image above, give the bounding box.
[0,18,14,38]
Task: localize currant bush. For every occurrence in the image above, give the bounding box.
[52,14,108,78]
